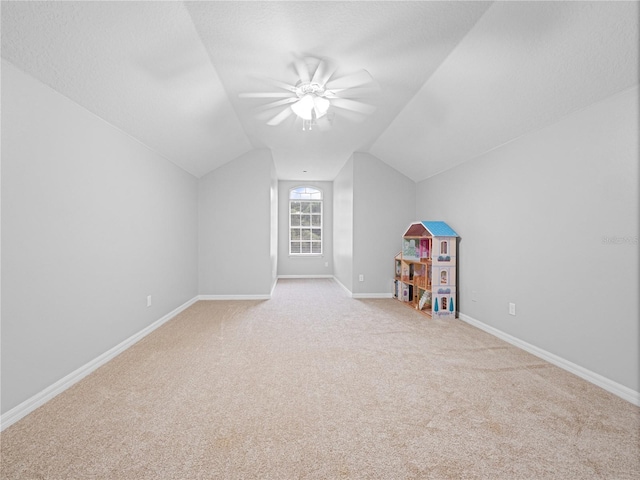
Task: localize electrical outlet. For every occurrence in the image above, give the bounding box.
[325,262,329,267]
[359,274,364,282]
[147,295,152,307]
[509,303,516,315]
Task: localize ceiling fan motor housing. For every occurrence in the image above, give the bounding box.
[295,82,327,98]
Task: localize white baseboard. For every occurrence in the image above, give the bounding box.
[198,294,271,300]
[277,275,334,279]
[332,276,353,297]
[353,293,394,299]
[331,276,392,299]
[0,296,199,432]
[198,278,281,300]
[459,313,640,406]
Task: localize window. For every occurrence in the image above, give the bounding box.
[289,186,322,255]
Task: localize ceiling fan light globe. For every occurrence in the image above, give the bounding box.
[313,96,330,118]
[291,94,315,120]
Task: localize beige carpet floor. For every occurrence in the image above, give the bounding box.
[1,278,639,479]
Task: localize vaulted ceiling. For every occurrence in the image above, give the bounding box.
[2,1,638,181]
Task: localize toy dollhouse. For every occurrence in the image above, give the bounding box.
[393,221,459,319]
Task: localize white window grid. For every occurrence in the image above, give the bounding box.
[289,187,322,255]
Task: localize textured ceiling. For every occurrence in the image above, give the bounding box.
[370,1,640,180]
[1,1,638,181]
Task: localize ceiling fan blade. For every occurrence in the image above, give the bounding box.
[264,78,298,93]
[239,92,293,98]
[325,70,375,91]
[266,106,294,126]
[325,83,381,99]
[330,98,376,115]
[293,56,311,83]
[255,97,298,112]
[311,58,337,87]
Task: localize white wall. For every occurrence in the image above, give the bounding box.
[1,61,199,414]
[198,149,277,296]
[352,153,416,296]
[277,180,333,277]
[333,157,355,292]
[333,153,416,296]
[270,162,279,283]
[416,86,639,393]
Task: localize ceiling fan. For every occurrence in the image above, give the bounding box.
[239,56,380,129]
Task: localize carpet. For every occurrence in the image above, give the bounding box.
[1,278,638,479]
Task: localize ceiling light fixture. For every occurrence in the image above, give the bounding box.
[239,55,380,130]
[290,82,331,130]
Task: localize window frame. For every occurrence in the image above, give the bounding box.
[289,186,323,256]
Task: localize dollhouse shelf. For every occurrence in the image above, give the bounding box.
[393,221,459,319]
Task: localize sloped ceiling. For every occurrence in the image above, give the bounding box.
[1,1,638,181]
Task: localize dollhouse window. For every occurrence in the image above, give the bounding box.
[440,270,447,284]
[441,297,448,310]
[289,187,322,255]
[440,241,448,255]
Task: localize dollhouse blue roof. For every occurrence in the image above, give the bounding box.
[421,221,458,237]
